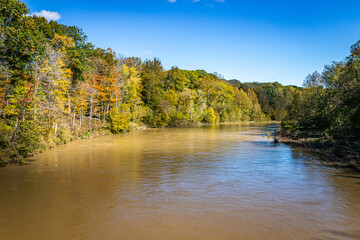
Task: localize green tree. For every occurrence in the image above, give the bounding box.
[164,67,189,92]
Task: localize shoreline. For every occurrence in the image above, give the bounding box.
[279,135,360,172]
[0,128,111,167]
[1,121,278,167]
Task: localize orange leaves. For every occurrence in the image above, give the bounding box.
[91,65,120,104]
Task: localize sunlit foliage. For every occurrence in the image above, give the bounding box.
[0,0,296,164]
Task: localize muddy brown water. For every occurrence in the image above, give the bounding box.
[1,123,360,240]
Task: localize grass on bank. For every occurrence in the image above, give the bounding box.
[278,121,360,171]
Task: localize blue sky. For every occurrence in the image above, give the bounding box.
[24,0,360,86]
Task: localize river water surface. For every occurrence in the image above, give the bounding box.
[1,123,360,240]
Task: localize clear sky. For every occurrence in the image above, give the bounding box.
[24,0,360,86]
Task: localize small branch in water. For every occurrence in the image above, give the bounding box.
[269,128,281,143]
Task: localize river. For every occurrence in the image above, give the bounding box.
[0,123,360,240]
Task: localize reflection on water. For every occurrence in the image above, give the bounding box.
[0,123,360,240]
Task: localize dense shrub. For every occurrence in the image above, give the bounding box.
[202,107,216,124]
[108,105,132,133]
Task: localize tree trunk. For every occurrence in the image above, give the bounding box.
[103,105,106,125]
[22,108,25,123]
[72,111,76,130]
[80,109,83,127]
[89,96,93,131]
[68,93,71,127]
[54,123,58,137]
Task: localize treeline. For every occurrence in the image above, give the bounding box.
[4,0,357,165]
[281,43,360,144]
[0,0,273,164]
[228,80,302,121]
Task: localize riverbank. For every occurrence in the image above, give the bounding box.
[0,123,111,167]
[279,131,360,172]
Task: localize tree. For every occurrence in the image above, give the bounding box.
[120,64,144,122]
[32,35,74,135]
[1,0,45,76]
[140,58,165,109]
[164,67,189,92]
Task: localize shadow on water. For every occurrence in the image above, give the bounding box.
[334,174,360,180]
[313,230,360,240]
[333,174,360,185]
[244,133,268,136]
[251,139,292,149]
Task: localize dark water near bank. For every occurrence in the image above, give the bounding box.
[1,123,360,240]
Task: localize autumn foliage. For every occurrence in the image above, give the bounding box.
[0,0,292,164]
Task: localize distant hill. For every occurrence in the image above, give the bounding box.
[227,79,242,88]
[227,79,302,90]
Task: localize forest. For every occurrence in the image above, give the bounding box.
[280,46,360,147]
[1,0,359,165]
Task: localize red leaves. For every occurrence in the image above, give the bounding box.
[21,81,37,106]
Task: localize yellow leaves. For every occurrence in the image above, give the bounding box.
[202,107,216,124]
[122,64,130,76]
[63,68,72,80]
[51,34,75,52]
[120,64,142,105]
[165,89,178,106]
[108,104,131,133]
[31,43,73,119]
[4,106,17,116]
